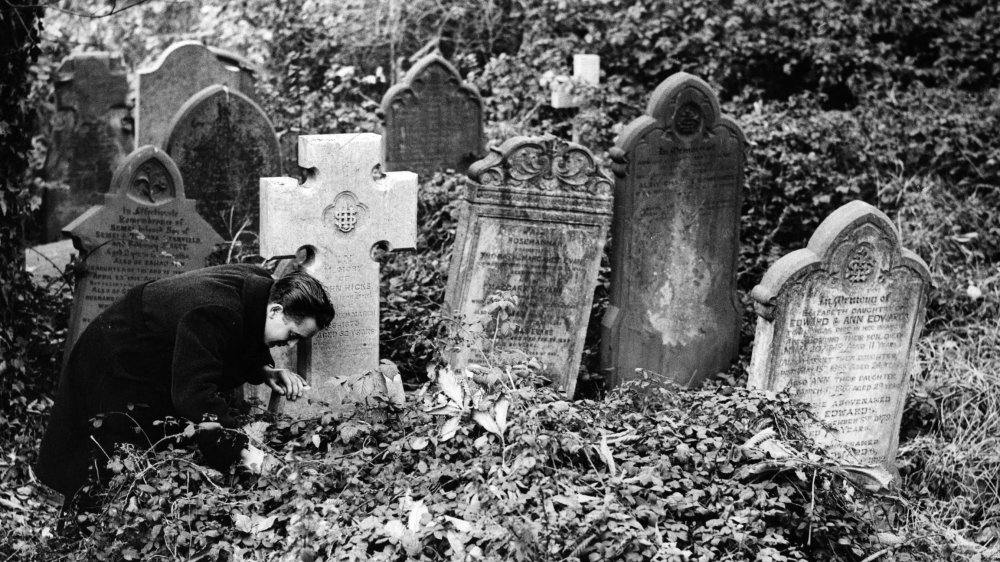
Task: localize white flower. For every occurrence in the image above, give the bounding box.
[966,283,983,300]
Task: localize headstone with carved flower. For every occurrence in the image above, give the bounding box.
[749,200,931,474]
[444,135,613,398]
[62,146,224,354]
[600,72,746,389]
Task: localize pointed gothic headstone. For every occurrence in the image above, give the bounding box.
[380,53,484,176]
[164,85,281,240]
[41,52,131,242]
[749,201,931,474]
[136,41,259,148]
[600,72,746,389]
[445,136,613,398]
[63,146,224,352]
[257,134,418,415]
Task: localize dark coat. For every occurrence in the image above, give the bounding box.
[36,264,275,496]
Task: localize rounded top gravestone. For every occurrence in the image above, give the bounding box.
[601,72,746,389]
[749,200,932,475]
[164,85,281,240]
[136,40,259,148]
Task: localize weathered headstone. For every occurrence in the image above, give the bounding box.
[380,53,483,176]
[257,134,418,415]
[41,52,131,243]
[600,72,746,388]
[136,41,259,148]
[445,136,613,398]
[164,85,281,240]
[63,146,224,351]
[749,200,931,473]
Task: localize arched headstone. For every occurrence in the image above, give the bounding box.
[749,200,931,474]
[136,41,259,148]
[42,53,131,242]
[165,85,281,240]
[600,72,746,388]
[63,146,224,352]
[381,53,484,177]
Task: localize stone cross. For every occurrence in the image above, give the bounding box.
[258,134,418,415]
[380,53,484,177]
[63,146,223,353]
[445,136,613,398]
[749,200,931,475]
[600,72,746,389]
[164,85,281,240]
[136,41,258,148]
[42,52,131,242]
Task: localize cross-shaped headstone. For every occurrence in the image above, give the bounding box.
[258,133,418,415]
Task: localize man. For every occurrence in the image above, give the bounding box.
[36,264,335,499]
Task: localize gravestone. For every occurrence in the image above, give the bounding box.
[164,85,281,240]
[257,134,418,415]
[749,201,931,473]
[63,146,224,351]
[41,52,131,243]
[136,40,259,148]
[380,53,483,176]
[445,136,613,398]
[600,72,746,388]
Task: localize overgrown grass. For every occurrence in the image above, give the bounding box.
[893,174,1000,553]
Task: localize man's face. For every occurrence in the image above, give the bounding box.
[263,304,320,348]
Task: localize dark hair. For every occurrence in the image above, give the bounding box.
[268,270,335,329]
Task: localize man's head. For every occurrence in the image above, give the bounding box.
[264,270,335,348]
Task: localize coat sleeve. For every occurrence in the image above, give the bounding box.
[170,305,249,470]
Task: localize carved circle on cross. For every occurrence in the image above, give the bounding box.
[323,191,368,235]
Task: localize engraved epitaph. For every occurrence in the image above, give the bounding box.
[136,41,259,148]
[749,201,931,473]
[63,146,224,352]
[259,134,418,415]
[165,85,281,239]
[42,53,131,242]
[445,136,613,398]
[600,72,746,388]
[381,53,484,176]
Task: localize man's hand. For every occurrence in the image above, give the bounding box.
[263,366,310,401]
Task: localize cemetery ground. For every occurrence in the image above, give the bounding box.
[3,175,999,561]
[2,1,1000,560]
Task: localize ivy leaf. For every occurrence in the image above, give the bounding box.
[597,435,618,477]
[235,514,277,534]
[472,410,501,436]
[384,519,406,541]
[425,402,463,417]
[440,415,463,441]
[494,397,510,434]
[437,367,465,406]
[407,499,430,533]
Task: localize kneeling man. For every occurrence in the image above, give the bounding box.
[36,264,335,499]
